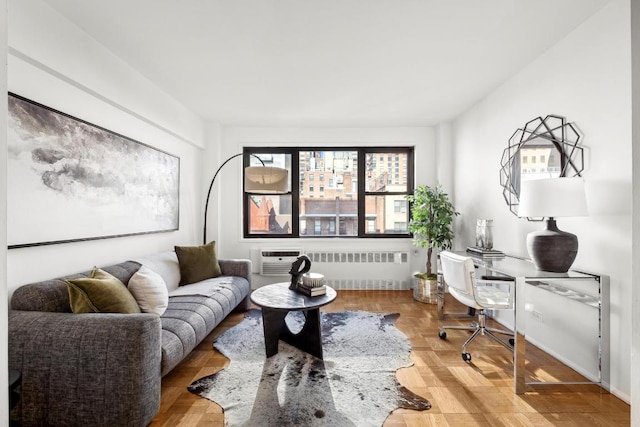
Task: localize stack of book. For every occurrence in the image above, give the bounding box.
[297,272,327,297]
[297,283,327,297]
[466,246,505,258]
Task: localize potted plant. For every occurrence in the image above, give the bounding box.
[407,184,459,303]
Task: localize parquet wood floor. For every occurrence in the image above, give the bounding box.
[149,290,630,426]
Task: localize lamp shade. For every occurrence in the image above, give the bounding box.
[517,177,587,218]
[244,166,288,194]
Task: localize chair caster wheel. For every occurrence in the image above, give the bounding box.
[462,352,472,362]
[438,330,447,340]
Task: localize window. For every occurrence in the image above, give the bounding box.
[394,222,407,232]
[394,200,407,213]
[367,219,375,233]
[243,147,414,238]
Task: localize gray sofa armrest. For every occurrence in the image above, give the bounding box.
[9,311,162,427]
[219,259,252,283]
[219,259,252,311]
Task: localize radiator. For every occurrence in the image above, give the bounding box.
[305,250,411,290]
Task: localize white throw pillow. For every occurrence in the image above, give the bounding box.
[128,265,169,315]
[132,251,181,293]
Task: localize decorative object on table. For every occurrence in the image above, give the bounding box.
[297,272,327,296]
[203,152,288,244]
[500,115,584,218]
[517,177,588,272]
[188,309,431,426]
[466,246,505,258]
[475,219,494,249]
[7,93,180,249]
[406,184,459,304]
[288,254,312,290]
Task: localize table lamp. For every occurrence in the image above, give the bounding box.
[517,177,587,272]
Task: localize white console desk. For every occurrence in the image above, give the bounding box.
[438,252,609,395]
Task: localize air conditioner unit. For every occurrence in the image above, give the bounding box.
[260,248,304,276]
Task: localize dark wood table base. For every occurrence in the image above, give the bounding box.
[261,307,323,359]
[251,282,336,360]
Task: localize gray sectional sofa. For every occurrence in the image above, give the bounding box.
[8,250,252,427]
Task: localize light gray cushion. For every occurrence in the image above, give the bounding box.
[132,251,181,293]
[128,265,169,315]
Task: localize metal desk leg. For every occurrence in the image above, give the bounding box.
[514,276,526,394]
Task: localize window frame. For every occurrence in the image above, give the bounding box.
[243,146,414,239]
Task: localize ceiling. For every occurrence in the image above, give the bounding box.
[43,0,609,127]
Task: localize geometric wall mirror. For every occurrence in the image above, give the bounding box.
[499,115,584,220]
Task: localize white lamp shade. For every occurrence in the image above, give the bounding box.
[244,166,288,193]
[517,177,587,218]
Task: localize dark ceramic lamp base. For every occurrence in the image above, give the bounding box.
[526,218,578,273]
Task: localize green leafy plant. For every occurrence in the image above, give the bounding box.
[406,184,459,279]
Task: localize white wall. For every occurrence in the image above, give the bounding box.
[631,0,640,422]
[1,0,8,423]
[436,122,454,196]
[6,0,206,295]
[453,0,631,401]
[209,126,437,288]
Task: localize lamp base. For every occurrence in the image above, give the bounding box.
[526,218,578,273]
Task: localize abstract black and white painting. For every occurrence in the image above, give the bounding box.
[7,93,180,248]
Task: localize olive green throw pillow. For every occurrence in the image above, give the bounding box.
[175,241,222,286]
[66,268,141,314]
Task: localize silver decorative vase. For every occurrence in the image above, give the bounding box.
[475,219,493,250]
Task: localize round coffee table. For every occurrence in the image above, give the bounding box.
[251,282,337,359]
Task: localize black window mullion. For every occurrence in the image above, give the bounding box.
[357,148,366,238]
[242,148,250,238]
[291,149,300,237]
[406,148,415,231]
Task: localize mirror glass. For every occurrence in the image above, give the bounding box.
[511,136,563,198]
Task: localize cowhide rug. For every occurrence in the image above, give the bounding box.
[189,309,431,426]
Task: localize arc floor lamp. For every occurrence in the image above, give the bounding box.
[203,153,288,244]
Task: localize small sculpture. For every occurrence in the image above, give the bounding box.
[289,255,312,290]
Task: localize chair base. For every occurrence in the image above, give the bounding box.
[439,309,514,362]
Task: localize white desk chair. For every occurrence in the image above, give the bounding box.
[438,250,514,362]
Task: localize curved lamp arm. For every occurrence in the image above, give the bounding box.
[203,153,264,244]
